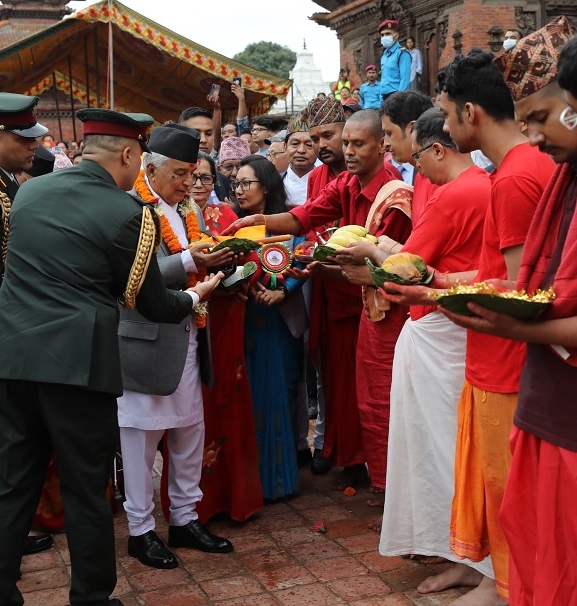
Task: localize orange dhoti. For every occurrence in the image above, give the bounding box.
[450,380,517,601]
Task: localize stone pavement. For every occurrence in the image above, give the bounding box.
[20,450,473,605]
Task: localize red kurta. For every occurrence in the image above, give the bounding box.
[161,202,263,523]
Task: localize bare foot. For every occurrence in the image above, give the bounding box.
[367,520,382,533]
[418,555,450,565]
[366,485,385,507]
[331,464,368,491]
[451,575,508,606]
[417,563,483,594]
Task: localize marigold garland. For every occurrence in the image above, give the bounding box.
[134,170,207,328]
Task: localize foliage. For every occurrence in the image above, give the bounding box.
[234,41,296,79]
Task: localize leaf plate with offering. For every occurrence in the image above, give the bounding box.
[293,241,317,263]
[219,261,258,292]
[365,252,435,287]
[433,282,555,319]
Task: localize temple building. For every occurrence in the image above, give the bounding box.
[310,0,577,95]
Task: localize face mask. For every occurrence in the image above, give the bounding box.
[503,38,517,51]
[381,35,395,49]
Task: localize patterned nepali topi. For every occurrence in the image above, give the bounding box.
[219,136,251,162]
[285,113,309,142]
[303,97,345,127]
[494,16,574,101]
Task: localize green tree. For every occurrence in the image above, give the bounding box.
[233,41,296,79]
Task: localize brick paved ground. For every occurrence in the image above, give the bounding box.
[20,429,473,606]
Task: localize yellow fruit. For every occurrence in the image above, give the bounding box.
[328,234,357,247]
[365,234,378,244]
[333,224,368,237]
[325,242,345,250]
[381,252,427,283]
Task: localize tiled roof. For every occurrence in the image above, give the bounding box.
[0,20,54,50]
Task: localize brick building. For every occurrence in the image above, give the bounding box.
[311,0,577,95]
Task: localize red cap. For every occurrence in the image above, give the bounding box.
[365,64,378,71]
[378,19,399,33]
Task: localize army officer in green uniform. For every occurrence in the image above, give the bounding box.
[0,108,223,606]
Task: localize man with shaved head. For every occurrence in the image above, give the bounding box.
[223,109,412,495]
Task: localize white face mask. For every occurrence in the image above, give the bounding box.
[503,38,517,51]
[381,35,395,49]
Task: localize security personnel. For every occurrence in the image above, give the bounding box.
[378,19,412,100]
[0,108,222,606]
[0,93,48,279]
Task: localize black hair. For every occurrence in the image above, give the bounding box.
[407,36,416,44]
[505,28,524,38]
[558,35,577,99]
[197,150,216,179]
[72,152,83,160]
[239,127,252,136]
[340,86,351,92]
[222,122,238,135]
[380,91,434,130]
[178,106,213,123]
[412,107,457,150]
[252,116,275,130]
[440,50,515,122]
[237,155,288,216]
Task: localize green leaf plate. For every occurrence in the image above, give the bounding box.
[435,292,551,319]
[313,244,341,263]
[219,261,258,292]
[211,238,260,254]
[365,258,435,288]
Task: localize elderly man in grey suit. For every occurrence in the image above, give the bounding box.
[118,124,234,570]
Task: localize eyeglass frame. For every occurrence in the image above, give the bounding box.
[266,150,287,159]
[411,141,452,161]
[218,162,241,172]
[191,174,215,186]
[559,106,577,131]
[251,127,268,133]
[230,179,260,191]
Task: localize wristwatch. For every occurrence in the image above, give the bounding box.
[277,285,288,296]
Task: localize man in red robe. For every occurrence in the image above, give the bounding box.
[223,110,410,492]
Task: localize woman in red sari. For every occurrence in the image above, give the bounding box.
[161,152,263,523]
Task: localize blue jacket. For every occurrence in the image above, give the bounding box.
[359,81,383,109]
[380,42,412,96]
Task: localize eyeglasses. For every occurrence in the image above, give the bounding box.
[230,179,260,191]
[251,127,268,133]
[192,174,215,185]
[219,163,240,172]
[411,141,452,160]
[266,151,287,159]
[559,106,577,131]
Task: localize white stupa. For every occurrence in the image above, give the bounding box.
[269,40,331,115]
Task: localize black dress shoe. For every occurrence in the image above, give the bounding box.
[168,520,233,553]
[127,530,178,569]
[297,448,313,467]
[311,448,331,475]
[23,534,54,555]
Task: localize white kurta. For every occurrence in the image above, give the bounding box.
[284,166,311,207]
[117,198,203,430]
[379,311,493,578]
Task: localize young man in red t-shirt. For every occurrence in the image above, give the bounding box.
[380,51,555,605]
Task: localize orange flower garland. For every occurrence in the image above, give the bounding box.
[134,170,207,328]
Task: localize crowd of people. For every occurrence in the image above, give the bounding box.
[0,14,576,606]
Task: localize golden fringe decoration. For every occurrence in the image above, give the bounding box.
[0,192,11,270]
[121,206,157,310]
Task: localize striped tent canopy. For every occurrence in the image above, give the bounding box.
[0,0,292,123]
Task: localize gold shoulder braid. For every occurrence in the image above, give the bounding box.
[0,191,11,269]
[120,206,160,310]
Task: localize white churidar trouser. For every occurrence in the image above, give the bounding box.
[120,422,204,536]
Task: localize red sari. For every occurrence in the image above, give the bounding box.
[161,202,263,523]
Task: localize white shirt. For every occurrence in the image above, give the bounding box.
[284,166,312,207]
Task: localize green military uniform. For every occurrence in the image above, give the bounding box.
[0,93,49,279]
[0,109,193,606]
